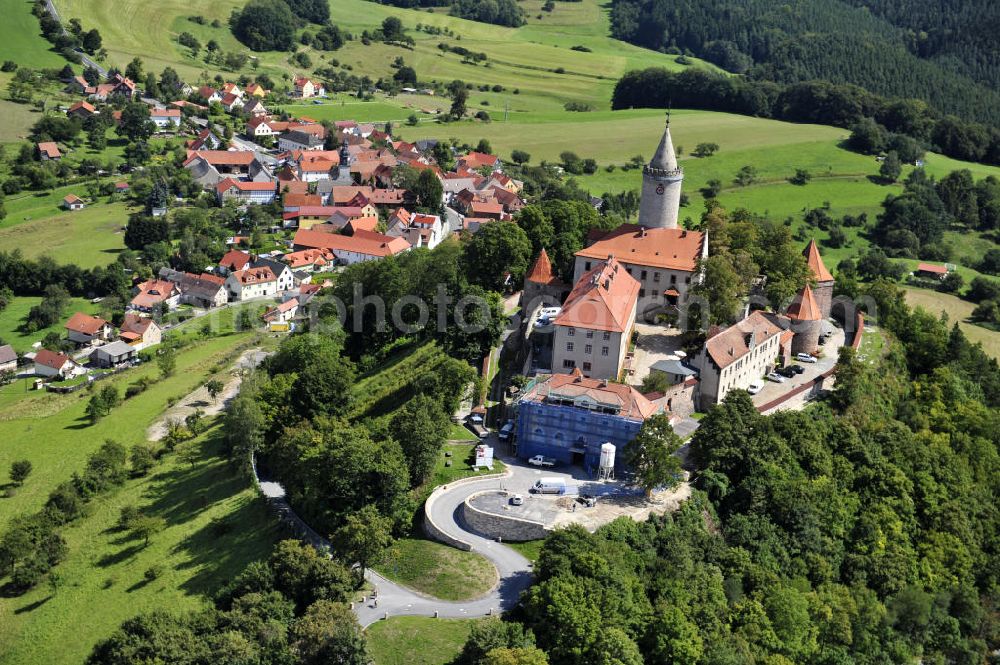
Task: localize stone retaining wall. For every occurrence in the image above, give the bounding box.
[422,470,508,551]
[460,492,550,542]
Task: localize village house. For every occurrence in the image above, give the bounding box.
[293,77,326,98]
[282,205,340,229]
[130,278,180,313]
[220,92,243,113]
[250,257,296,292]
[916,262,950,280]
[66,100,97,120]
[552,258,640,381]
[281,248,334,273]
[292,227,410,264]
[514,370,663,474]
[198,86,222,104]
[150,107,182,129]
[263,298,298,324]
[62,194,86,211]
[216,178,277,205]
[225,266,279,301]
[0,344,17,373]
[294,151,341,182]
[242,98,268,118]
[37,142,61,161]
[64,312,114,346]
[219,249,253,275]
[159,269,229,308]
[119,313,162,350]
[574,225,707,316]
[386,208,444,249]
[278,130,324,153]
[187,128,223,151]
[184,150,272,188]
[458,151,501,171]
[33,349,82,379]
[245,82,268,98]
[91,340,137,368]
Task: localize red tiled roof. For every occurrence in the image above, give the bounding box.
[232,267,276,285]
[216,178,276,194]
[37,142,61,158]
[121,313,157,335]
[705,311,784,370]
[554,258,640,333]
[65,312,108,335]
[917,262,948,274]
[786,284,821,321]
[577,224,704,272]
[521,369,659,420]
[152,108,181,118]
[293,227,410,257]
[34,348,72,370]
[803,239,834,282]
[63,194,83,205]
[526,248,564,286]
[220,249,252,272]
[184,150,255,167]
[68,101,95,114]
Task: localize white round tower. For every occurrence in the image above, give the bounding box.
[638,117,683,229]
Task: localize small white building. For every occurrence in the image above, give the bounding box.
[33,349,81,379]
[225,266,279,301]
[151,108,182,129]
[91,340,137,368]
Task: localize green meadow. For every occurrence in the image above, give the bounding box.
[0,421,281,665]
[0,295,102,353]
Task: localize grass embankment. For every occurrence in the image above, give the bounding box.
[505,539,544,562]
[348,341,453,423]
[447,422,477,441]
[376,537,497,601]
[0,331,254,521]
[0,422,281,665]
[904,287,1000,359]
[0,199,131,268]
[367,616,477,665]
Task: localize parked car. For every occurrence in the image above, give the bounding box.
[498,421,514,441]
[796,353,818,363]
[766,371,786,383]
[789,364,806,375]
[528,455,556,467]
[509,494,524,506]
[777,366,796,378]
[747,380,765,395]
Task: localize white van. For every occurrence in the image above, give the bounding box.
[530,477,566,494]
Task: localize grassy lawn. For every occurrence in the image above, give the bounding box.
[0,1,67,71]
[424,443,504,496]
[904,287,1000,359]
[0,421,282,665]
[856,326,886,364]
[0,295,103,353]
[0,332,253,522]
[375,537,497,601]
[367,616,477,665]
[0,200,130,268]
[447,422,478,441]
[505,539,544,562]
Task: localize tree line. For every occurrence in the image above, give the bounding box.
[611,68,1000,167]
[608,0,1000,128]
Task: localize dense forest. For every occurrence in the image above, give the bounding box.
[611,69,1000,166]
[608,0,1000,128]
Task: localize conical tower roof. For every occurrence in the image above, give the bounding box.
[803,239,833,282]
[786,284,822,321]
[526,248,556,284]
[648,118,679,172]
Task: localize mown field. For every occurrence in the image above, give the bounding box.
[0,421,281,665]
[367,616,477,665]
[0,199,130,268]
[905,287,1000,359]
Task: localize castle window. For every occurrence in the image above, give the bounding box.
[586,331,593,338]
[641,270,647,279]
[562,359,576,368]
[585,262,591,271]
[670,274,677,284]
[583,362,592,371]
[603,332,610,341]
[601,347,609,356]
[566,342,574,351]
[567,328,575,336]
[585,344,592,354]
[639,289,646,297]
[653,272,660,282]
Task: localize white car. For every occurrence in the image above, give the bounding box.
[539,307,562,319]
[509,494,524,506]
[796,353,818,363]
[766,372,786,383]
[747,380,765,395]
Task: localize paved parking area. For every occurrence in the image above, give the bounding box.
[751,320,845,410]
[472,456,691,531]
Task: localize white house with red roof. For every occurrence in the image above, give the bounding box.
[119,313,161,350]
[32,349,83,379]
[64,312,113,346]
[219,249,253,275]
[386,208,444,249]
[263,297,298,324]
[67,100,97,120]
[552,258,640,380]
[225,266,279,301]
[62,194,85,211]
[293,77,325,98]
[216,178,277,204]
[281,248,334,273]
[292,227,410,265]
[150,107,182,129]
[37,142,61,161]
